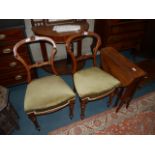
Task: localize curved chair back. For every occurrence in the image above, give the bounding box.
[66,31,102,73]
[13,36,58,83]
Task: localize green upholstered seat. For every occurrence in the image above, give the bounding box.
[24,75,75,113]
[74,67,120,98]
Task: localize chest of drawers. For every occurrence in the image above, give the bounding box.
[0,22,35,86]
[94,19,148,51]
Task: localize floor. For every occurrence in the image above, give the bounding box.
[9,51,155,135]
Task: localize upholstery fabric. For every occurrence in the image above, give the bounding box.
[73,67,120,98]
[24,75,75,113]
[0,86,8,111]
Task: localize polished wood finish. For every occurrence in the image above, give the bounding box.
[32,20,89,43]
[31,19,77,27]
[66,32,120,119]
[13,36,75,130]
[69,99,74,119]
[44,19,77,26]
[0,27,35,86]
[94,19,147,51]
[66,31,101,73]
[80,98,88,120]
[28,112,40,131]
[100,47,146,112]
[0,28,24,44]
[101,47,146,87]
[31,19,89,74]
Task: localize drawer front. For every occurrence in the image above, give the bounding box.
[0,62,37,87]
[0,44,29,57]
[0,27,36,86]
[0,70,27,86]
[0,28,24,46]
[0,50,33,86]
[107,31,144,43]
[107,40,141,51]
[110,22,147,34]
[0,51,33,71]
[0,67,36,87]
[0,57,25,72]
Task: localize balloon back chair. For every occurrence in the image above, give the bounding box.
[66,31,121,119]
[13,36,75,130]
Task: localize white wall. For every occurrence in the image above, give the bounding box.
[24,19,95,61]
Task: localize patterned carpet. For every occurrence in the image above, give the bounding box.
[49,91,155,135]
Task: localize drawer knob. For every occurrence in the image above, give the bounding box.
[2,48,12,54]
[9,61,17,67]
[0,34,6,40]
[15,75,23,80]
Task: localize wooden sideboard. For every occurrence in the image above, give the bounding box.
[0,20,35,87]
[94,19,148,51]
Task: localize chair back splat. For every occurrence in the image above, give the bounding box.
[66,31,102,73]
[13,36,58,83]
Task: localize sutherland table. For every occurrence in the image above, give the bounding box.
[31,20,89,74]
[101,47,146,112]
